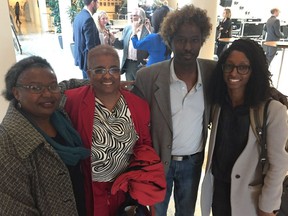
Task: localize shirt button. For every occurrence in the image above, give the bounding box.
[167,145,172,149]
[235,174,240,179]
[164,161,169,165]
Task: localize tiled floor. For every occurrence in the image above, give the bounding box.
[14,18,288,216]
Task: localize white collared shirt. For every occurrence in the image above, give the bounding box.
[127,26,142,61]
[169,59,204,155]
[84,6,93,17]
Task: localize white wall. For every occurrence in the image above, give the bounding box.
[0,2,15,121]
[218,0,288,24]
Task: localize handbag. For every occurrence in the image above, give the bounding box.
[251,99,288,215]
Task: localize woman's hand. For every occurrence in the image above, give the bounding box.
[104,31,115,44]
[257,208,276,216]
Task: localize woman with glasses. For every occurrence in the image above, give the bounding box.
[0,56,89,215]
[201,39,288,216]
[63,45,166,215]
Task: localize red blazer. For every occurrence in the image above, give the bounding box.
[64,86,152,216]
[111,144,166,206]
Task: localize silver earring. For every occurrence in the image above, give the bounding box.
[17,101,22,109]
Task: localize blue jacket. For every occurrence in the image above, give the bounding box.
[73,9,100,71]
[131,33,170,66]
[113,25,149,71]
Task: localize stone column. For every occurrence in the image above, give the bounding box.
[59,0,73,50]
[166,0,177,10]
[0,3,16,121]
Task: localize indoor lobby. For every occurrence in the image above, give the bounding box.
[1,0,288,215]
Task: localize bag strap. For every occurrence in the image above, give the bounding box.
[249,99,273,183]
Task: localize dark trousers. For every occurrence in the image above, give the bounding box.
[212,178,232,216]
[216,42,227,58]
[122,60,138,81]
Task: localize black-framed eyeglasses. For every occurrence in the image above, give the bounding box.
[15,83,61,94]
[89,67,120,75]
[222,64,251,75]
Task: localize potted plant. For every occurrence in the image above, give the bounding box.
[47,0,63,48]
[67,0,84,24]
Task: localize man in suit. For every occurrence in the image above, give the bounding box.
[109,7,149,81]
[133,5,215,216]
[264,8,284,64]
[73,0,100,79]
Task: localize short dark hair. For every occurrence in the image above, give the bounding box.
[160,4,212,49]
[3,56,54,101]
[209,38,272,107]
[83,0,95,6]
[152,5,170,33]
[87,45,119,69]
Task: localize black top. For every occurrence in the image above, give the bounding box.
[52,134,86,216]
[212,98,250,183]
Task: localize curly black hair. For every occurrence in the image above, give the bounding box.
[3,56,54,101]
[209,38,272,107]
[159,4,212,49]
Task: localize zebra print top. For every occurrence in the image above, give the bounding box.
[91,95,139,182]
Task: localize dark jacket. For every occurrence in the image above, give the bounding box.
[217,18,232,39]
[73,9,100,71]
[264,16,284,41]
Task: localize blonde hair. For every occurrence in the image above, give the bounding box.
[270,8,279,14]
[94,10,108,32]
[224,8,231,19]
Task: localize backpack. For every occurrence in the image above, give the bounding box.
[250,98,288,216]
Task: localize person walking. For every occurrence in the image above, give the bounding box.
[264,8,284,65]
[73,0,101,79]
[133,4,215,216]
[14,1,21,25]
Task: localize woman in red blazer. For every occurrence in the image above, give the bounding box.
[64,45,165,216]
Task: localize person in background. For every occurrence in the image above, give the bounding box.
[0,56,89,215]
[107,7,150,81]
[93,10,110,45]
[216,8,232,58]
[133,4,215,216]
[73,0,100,79]
[201,38,288,216]
[14,1,21,25]
[131,5,171,66]
[264,8,284,65]
[63,45,166,216]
